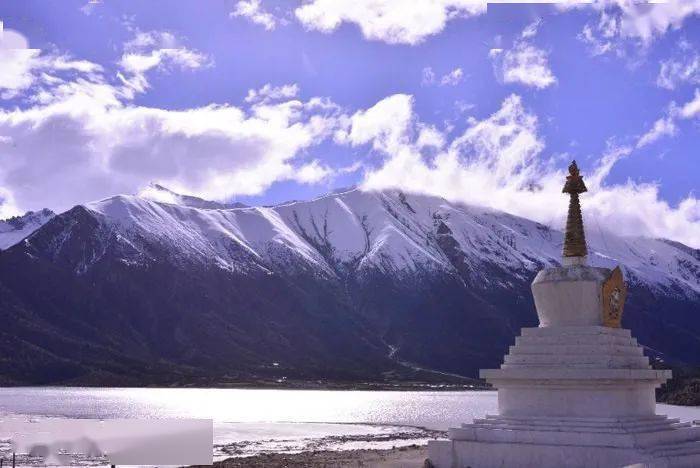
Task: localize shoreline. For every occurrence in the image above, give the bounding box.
[213,423,445,460]
[211,444,429,467]
[3,381,696,406]
[0,381,490,391]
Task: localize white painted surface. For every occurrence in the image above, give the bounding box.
[532,266,611,326]
[430,264,700,467]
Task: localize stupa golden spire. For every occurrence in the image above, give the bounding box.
[562,160,588,261]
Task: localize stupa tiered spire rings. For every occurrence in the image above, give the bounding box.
[562,160,588,263]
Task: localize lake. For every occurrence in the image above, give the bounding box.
[1,388,699,460]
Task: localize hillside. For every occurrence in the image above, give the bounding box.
[0,187,698,385]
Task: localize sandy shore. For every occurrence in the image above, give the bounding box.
[212,444,429,467]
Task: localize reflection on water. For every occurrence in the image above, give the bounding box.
[0,388,497,460]
[0,387,498,430]
[1,387,699,461]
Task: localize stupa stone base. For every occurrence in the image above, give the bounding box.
[428,414,700,467]
[428,326,700,467]
[484,326,668,419]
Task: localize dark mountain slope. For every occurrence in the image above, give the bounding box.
[0,189,698,385]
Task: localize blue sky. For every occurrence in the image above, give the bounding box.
[0,1,699,246]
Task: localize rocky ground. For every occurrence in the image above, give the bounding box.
[656,363,700,406]
[210,445,429,467]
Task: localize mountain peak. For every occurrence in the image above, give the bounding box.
[0,209,55,250]
[2,186,698,385]
[2,188,699,300]
[139,183,247,210]
[64,188,700,297]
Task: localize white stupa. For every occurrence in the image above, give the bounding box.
[428,162,700,467]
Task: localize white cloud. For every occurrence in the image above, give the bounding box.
[492,41,556,89]
[231,0,278,31]
[613,0,700,44]
[521,18,542,39]
[294,0,486,45]
[416,124,446,149]
[0,27,103,100]
[356,94,555,223]
[657,52,700,90]
[336,93,414,153]
[575,0,700,55]
[0,49,40,98]
[117,31,209,98]
[489,21,555,89]
[137,184,180,205]
[421,66,464,86]
[579,23,614,56]
[338,93,699,248]
[0,185,20,219]
[245,83,299,104]
[79,0,103,16]
[633,88,700,148]
[677,88,700,119]
[440,68,464,86]
[0,25,34,97]
[0,29,346,216]
[0,23,30,48]
[2,22,698,249]
[293,160,333,184]
[421,67,436,86]
[0,92,345,214]
[636,116,677,148]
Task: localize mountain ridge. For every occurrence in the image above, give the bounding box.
[0,188,698,385]
[0,208,55,250]
[76,188,699,296]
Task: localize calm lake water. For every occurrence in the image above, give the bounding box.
[2,387,699,459]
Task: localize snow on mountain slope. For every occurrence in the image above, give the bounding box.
[0,209,55,250]
[139,183,247,210]
[37,188,696,297]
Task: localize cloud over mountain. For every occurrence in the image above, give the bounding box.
[0,31,346,216]
[339,94,700,248]
[1,5,698,252]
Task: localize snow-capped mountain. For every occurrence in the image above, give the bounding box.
[0,209,54,250]
[79,188,698,296]
[139,183,248,210]
[0,188,698,385]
